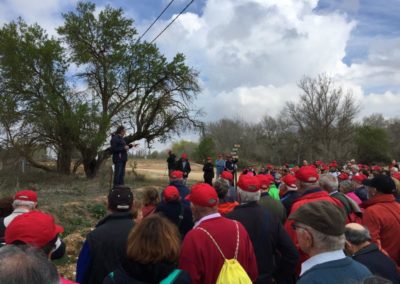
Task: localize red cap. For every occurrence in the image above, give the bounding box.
[295,166,319,182]
[256,174,274,188]
[238,175,260,192]
[392,172,400,181]
[186,183,218,207]
[352,174,367,183]
[14,190,37,202]
[328,162,337,168]
[163,186,180,201]
[181,153,188,159]
[5,211,64,248]
[338,172,349,181]
[170,170,184,179]
[282,174,297,188]
[371,165,381,172]
[220,171,233,181]
[315,160,323,166]
[266,164,273,170]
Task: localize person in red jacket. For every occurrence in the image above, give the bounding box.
[284,166,344,271]
[179,183,258,284]
[362,175,400,269]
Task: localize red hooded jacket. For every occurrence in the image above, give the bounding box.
[362,194,400,268]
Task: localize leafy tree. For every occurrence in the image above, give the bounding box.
[0,2,201,178]
[355,125,390,164]
[195,136,216,162]
[0,19,80,174]
[171,140,198,159]
[57,2,201,177]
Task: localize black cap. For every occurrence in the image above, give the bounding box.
[289,201,346,236]
[363,175,395,194]
[108,186,133,211]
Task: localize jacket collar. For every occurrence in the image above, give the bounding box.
[362,194,395,209]
[96,211,133,227]
[299,188,325,200]
[353,243,379,257]
[282,191,299,198]
[236,201,258,208]
[121,259,176,282]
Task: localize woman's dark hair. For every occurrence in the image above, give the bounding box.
[127,214,180,264]
[115,126,125,135]
[142,187,160,206]
[11,235,58,256]
[213,179,229,199]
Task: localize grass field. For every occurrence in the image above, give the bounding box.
[0,158,204,280]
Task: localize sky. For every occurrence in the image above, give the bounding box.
[0,0,399,148]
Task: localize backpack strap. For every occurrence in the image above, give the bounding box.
[107,271,115,283]
[160,269,182,284]
[233,220,240,260]
[196,220,240,260]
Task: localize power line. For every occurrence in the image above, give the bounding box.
[137,0,176,43]
[150,0,195,44]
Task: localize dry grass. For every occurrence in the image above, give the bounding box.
[0,158,205,281]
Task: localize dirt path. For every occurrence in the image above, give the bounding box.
[132,159,204,182]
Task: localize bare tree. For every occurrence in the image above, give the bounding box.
[286,74,359,161]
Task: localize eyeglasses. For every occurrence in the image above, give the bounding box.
[291,223,308,231]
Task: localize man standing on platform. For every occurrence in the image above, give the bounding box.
[110,126,134,186]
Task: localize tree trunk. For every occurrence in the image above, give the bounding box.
[82,148,112,179]
[57,145,73,175]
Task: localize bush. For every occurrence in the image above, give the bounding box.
[87,203,107,219]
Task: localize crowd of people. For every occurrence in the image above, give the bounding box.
[0,155,399,284]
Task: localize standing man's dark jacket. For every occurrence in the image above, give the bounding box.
[110,134,132,186]
[175,158,191,179]
[167,153,176,171]
[352,243,400,283]
[227,201,299,284]
[110,134,129,163]
[155,201,194,239]
[225,159,236,173]
[203,161,215,185]
[76,212,134,284]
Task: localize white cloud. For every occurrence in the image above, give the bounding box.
[337,38,400,91]
[149,0,360,121]
[359,91,400,119]
[197,84,299,123]
[0,0,77,35]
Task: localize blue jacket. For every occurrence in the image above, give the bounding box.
[297,257,371,284]
[169,180,190,205]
